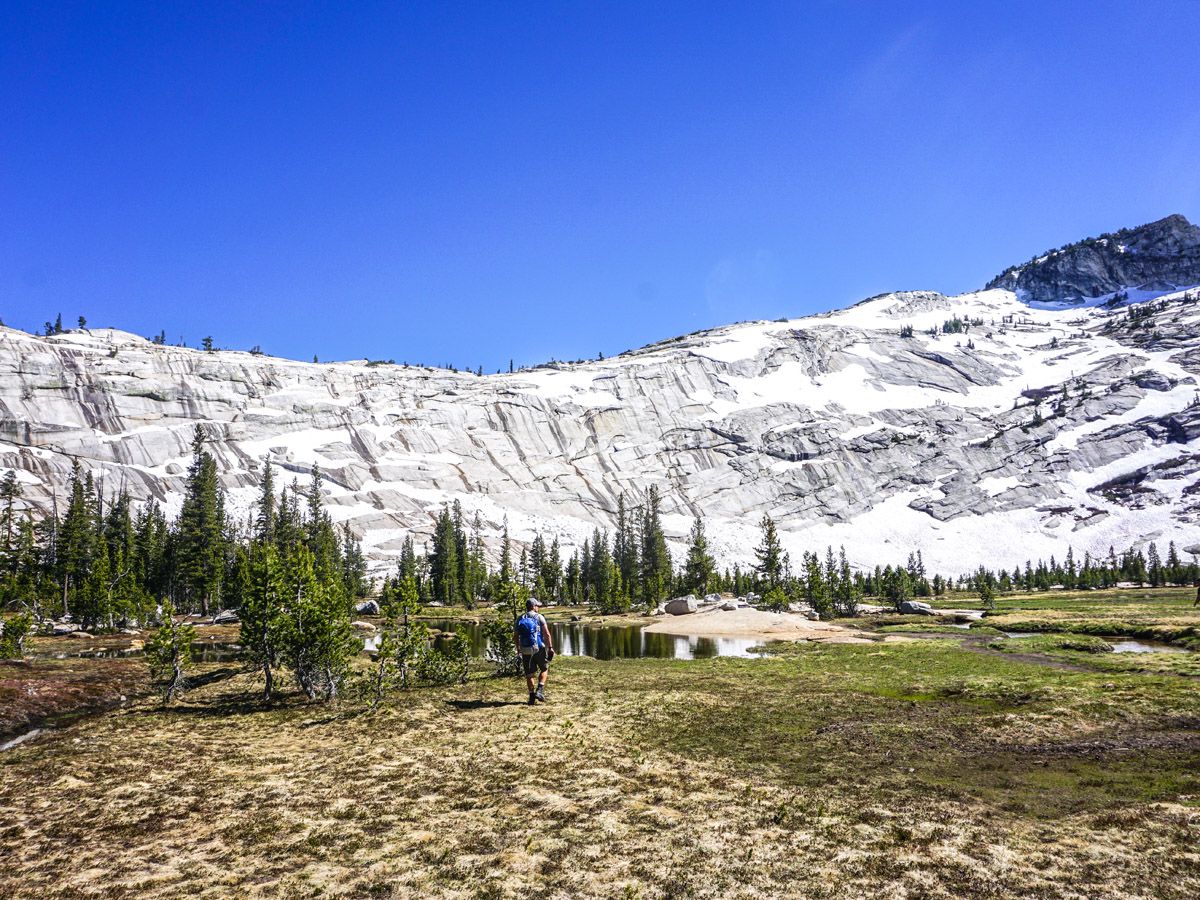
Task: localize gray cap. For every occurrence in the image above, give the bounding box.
[526,598,542,610]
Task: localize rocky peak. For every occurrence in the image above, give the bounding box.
[985,214,1200,304]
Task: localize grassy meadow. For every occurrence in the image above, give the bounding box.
[0,588,1198,898]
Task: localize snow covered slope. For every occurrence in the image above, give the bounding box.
[3,219,1200,574]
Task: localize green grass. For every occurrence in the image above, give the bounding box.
[876,623,1003,636]
[994,634,1114,654]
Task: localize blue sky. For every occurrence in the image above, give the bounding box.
[3,1,1199,370]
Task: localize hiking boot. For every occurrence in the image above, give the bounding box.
[535,686,546,703]
[528,691,537,706]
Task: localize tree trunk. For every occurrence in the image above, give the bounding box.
[262,657,273,702]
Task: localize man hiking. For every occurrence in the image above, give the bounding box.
[515,598,554,705]
[1194,581,1200,607]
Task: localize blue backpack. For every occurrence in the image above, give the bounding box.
[516,613,543,655]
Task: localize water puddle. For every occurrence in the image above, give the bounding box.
[27,644,244,663]
[1000,632,1189,653]
[32,622,776,664]
[0,728,44,752]
[382,620,773,660]
[1107,639,1187,654]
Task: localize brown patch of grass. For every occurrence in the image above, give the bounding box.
[0,657,146,740]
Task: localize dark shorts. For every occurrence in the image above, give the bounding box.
[521,647,549,676]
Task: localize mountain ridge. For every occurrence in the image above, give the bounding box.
[985,214,1200,304]
[3,218,1200,575]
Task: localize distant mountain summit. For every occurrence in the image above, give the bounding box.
[986,214,1200,304]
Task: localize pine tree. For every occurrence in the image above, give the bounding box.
[340,523,367,598]
[682,515,716,596]
[146,599,195,703]
[834,547,861,617]
[428,506,460,605]
[638,486,671,607]
[976,567,997,610]
[591,530,618,613]
[564,551,581,604]
[255,460,276,543]
[0,470,21,554]
[613,495,639,601]
[303,466,341,579]
[543,536,562,602]
[56,462,98,620]
[176,426,227,615]
[754,514,783,591]
[278,544,355,701]
[803,551,831,618]
[241,543,285,700]
[1147,542,1163,587]
[1167,541,1182,585]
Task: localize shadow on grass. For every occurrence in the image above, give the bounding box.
[445,698,526,710]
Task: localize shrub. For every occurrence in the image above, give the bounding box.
[0,612,33,660]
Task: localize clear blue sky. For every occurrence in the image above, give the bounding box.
[3,1,1199,370]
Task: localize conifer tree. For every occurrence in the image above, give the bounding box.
[613,495,639,602]
[146,599,195,703]
[241,543,286,701]
[682,515,716,596]
[543,536,562,602]
[564,550,581,604]
[803,551,831,618]
[255,460,276,543]
[638,486,671,606]
[0,471,21,553]
[429,506,460,605]
[754,514,783,591]
[278,544,355,701]
[340,523,367,598]
[834,547,861,617]
[176,427,227,615]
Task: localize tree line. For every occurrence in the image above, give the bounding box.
[0,429,367,628]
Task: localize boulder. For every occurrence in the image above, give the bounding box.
[570,614,583,622]
[51,622,79,636]
[705,593,724,605]
[67,631,95,639]
[350,620,377,632]
[212,609,240,625]
[899,600,935,616]
[721,600,738,611]
[665,596,698,616]
[804,611,820,621]
[354,599,381,616]
[1134,371,1172,392]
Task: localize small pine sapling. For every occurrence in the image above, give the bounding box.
[146,601,196,703]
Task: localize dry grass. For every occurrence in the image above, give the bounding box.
[0,641,1198,898]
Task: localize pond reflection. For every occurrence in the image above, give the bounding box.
[418,619,771,660]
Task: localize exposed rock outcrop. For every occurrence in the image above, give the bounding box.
[2,220,1200,574]
[987,215,1200,304]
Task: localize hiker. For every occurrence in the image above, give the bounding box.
[515,598,555,705]
[1194,582,1200,607]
